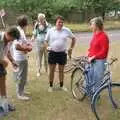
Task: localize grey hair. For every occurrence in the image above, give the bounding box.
[90,17,104,30]
[38,13,46,20]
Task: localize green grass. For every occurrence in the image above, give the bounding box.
[65,20,120,32]
[26,20,120,36]
[1,41,120,120]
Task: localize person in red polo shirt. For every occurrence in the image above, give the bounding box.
[86,17,109,93]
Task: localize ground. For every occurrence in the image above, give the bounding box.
[1,38,120,120]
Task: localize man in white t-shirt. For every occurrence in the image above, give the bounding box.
[12,15,32,100]
[45,16,76,92]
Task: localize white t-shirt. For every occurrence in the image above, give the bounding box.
[12,26,28,61]
[45,27,75,52]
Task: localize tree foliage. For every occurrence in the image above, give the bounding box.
[0,0,120,22]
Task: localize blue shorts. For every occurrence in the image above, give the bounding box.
[0,64,7,77]
[48,51,67,65]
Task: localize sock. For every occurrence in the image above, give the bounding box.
[60,81,63,87]
[50,81,53,87]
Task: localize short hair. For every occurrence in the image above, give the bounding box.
[7,26,20,39]
[38,13,45,20]
[55,15,64,22]
[17,15,28,27]
[90,17,104,30]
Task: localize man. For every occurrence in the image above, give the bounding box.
[45,16,76,92]
[0,26,20,116]
[12,15,32,100]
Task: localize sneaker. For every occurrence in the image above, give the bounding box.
[1,99,9,113]
[36,73,40,77]
[60,86,68,92]
[8,104,16,112]
[48,87,53,92]
[17,95,30,101]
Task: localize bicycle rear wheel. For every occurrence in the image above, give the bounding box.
[92,83,120,120]
[71,67,86,101]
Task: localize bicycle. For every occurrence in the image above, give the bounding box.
[55,56,88,73]
[71,57,120,120]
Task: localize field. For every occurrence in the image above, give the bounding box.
[0,38,120,120]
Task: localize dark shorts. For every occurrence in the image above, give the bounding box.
[48,51,67,65]
[0,64,7,77]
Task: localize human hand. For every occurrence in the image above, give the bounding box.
[12,62,19,72]
[68,48,72,59]
[27,45,32,52]
[88,56,95,63]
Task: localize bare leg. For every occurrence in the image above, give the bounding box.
[49,64,56,87]
[44,49,48,72]
[58,64,65,87]
[0,76,7,97]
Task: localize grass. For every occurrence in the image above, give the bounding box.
[1,40,120,120]
[26,20,120,36]
[65,20,120,32]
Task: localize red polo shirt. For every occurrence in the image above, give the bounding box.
[88,31,109,59]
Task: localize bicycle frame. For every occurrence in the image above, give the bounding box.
[79,61,115,100]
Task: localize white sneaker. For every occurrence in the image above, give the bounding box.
[36,73,40,77]
[24,91,30,95]
[1,99,9,113]
[48,87,53,92]
[17,95,30,101]
[60,86,68,92]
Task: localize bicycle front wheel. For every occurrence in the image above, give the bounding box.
[92,83,120,120]
[71,67,86,101]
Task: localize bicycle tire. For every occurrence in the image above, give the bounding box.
[71,67,86,101]
[91,83,120,120]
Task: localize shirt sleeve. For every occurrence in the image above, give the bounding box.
[66,28,75,39]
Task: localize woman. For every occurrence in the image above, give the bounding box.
[87,17,109,93]
[32,13,51,77]
[12,15,32,100]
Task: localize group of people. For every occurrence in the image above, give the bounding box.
[0,12,109,116]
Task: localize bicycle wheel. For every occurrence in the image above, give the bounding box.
[92,83,120,120]
[71,67,86,101]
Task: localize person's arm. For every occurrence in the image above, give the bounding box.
[7,50,18,68]
[31,29,37,41]
[31,35,36,41]
[16,43,31,51]
[68,37,76,58]
[67,28,76,58]
[44,29,50,50]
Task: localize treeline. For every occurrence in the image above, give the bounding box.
[0,0,120,22]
